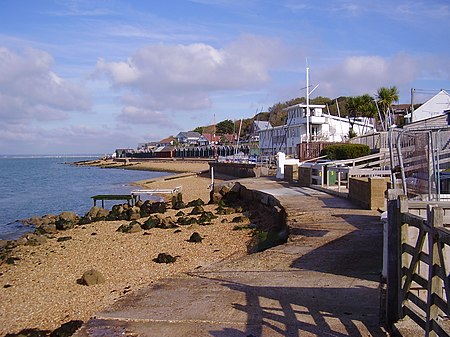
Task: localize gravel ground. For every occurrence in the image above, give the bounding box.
[0,160,259,335]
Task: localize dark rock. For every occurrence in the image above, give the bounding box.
[55,219,75,231]
[59,211,79,223]
[177,216,197,226]
[231,215,248,223]
[174,229,182,233]
[215,206,234,215]
[171,193,185,210]
[50,320,83,337]
[35,223,57,234]
[175,211,185,217]
[84,206,109,222]
[198,211,217,224]
[139,200,152,217]
[126,206,141,221]
[107,204,124,221]
[57,236,72,242]
[187,232,203,243]
[150,202,167,214]
[159,217,178,229]
[80,269,105,286]
[85,206,103,219]
[116,221,142,233]
[141,216,161,230]
[187,198,205,207]
[5,257,20,265]
[153,253,177,263]
[189,205,204,215]
[209,191,222,204]
[135,199,144,208]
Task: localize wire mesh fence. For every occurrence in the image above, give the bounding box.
[391,127,450,200]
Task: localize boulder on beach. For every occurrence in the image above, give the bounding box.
[116,221,142,233]
[80,269,105,286]
[141,215,161,230]
[153,253,177,263]
[189,205,204,215]
[55,218,75,231]
[59,211,79,223]
[198,211,217,224]
[171,193,185,210]
[126,206,141,221]
[187,232,203,243]
[187,198,205,207]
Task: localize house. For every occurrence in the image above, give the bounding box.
[249,121,272,141]
[404,110,450,130]
[176,131,201,145]
[405,90,450,123]
[158,136,176,146]
[258,103,375,156]
[115,148,134,158]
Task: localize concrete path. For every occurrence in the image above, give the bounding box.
[75,178,386,337]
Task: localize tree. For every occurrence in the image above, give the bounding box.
[376,86,399,130]
[216,119,234,134]
[346,94,377,138]
[192,126,204,134]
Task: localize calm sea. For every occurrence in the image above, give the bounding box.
[0,156,169,240]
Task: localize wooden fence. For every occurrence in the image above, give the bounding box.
[387,190,450,336]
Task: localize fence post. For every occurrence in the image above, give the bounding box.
[425,205,444,337]
[386,189,404,326]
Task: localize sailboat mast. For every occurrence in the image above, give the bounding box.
[306,63,310,144]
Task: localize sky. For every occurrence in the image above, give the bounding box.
[0,0,449,155]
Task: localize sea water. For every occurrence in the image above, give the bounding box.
[0,156,169,240]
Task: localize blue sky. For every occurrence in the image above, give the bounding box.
[1,0,449,155]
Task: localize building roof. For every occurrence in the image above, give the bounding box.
[177,131,201,138]
[159,136,176,144]
[253,120,272,131]
[286,103,326,110]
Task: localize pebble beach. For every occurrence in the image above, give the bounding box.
[0,159,262,335]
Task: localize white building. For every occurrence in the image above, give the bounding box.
[258,104,375,156]
[405,90,450,123]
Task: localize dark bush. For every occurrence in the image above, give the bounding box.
[320,143,370,160]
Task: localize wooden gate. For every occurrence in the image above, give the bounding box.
[387,190,450,336]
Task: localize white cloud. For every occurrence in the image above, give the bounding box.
[0,122,140,155]
[0,47,91,123]
[94,35,284,124]
[315,54,419,98]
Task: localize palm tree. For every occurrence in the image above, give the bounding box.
[346,94,377,138]
[376,86,399,129]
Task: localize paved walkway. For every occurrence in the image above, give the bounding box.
[75,177,386,337]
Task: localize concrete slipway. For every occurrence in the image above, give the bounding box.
[75,177,387,337]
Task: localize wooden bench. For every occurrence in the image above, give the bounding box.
[91,194,136,208]
[131,186,182,201]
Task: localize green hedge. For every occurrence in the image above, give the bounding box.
[320,143,370,160]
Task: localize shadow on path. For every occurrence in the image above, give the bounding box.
[209,283,384,337]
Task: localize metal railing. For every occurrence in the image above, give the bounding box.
[391,127,450,201]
